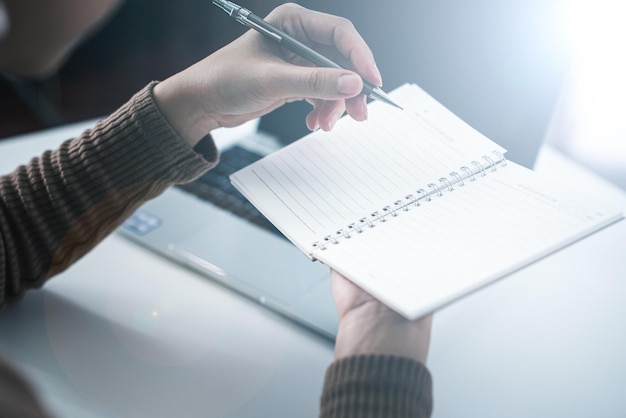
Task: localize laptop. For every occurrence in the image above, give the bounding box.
[118,112,339,339]
[118,0,566,340]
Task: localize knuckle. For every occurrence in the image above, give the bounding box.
[337,17,355,30]
[274,2,301,16]
[303,70,327,95]
[281,2,301,11]
[334,17,356,35]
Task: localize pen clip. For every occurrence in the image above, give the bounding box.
[212,0,282,41]
[212,0,240,17]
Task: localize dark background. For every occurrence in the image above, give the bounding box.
[0,0,567,166]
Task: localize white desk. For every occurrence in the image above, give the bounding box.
[1,121,625,418]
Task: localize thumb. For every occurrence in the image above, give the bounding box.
[277,66,363,100]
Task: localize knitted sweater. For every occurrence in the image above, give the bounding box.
[0,82,432,417]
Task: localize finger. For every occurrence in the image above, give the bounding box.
[305,99,328,131]
[345,94,368,122]
[330,269,359,317]
[273,64,363,101]
[309,94,367,126]
[269,4,383,87]
[305,99,344,132]
[305,106,320,131]
[315,100,346,131]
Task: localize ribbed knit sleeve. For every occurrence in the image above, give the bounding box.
[0,81,218,305]
[320,355,433,418]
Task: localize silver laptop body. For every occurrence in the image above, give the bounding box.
[118,120,339,339]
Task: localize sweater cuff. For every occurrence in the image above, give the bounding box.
[84,81,219,189]
[320,355,433,418]
[131,81,219,180]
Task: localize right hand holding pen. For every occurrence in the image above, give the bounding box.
[153,3,382,147]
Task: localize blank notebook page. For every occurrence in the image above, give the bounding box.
[231,84,505,253]
[312,162,621,318]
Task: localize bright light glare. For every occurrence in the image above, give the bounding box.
[552,0,626,187]
[560,0,626,78]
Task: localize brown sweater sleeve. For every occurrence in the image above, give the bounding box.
[0,81,218,305]
[320,355,433,418]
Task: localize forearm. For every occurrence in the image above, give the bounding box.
[0,82,217,305]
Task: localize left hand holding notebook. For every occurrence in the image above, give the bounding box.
[332,270,432,363]
[154,3,380,146]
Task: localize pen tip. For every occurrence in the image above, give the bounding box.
[370,87,403,110]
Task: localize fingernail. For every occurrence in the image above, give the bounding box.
[374,64,383,85]
[329,112,341,130]
[362,95,368,120]
[337,74,361,95]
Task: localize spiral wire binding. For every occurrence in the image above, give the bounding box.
[312,150,507,251]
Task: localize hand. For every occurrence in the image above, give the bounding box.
[331,269,432,364]
[154,3,382,146]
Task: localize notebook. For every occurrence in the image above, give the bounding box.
[230,83,624,319]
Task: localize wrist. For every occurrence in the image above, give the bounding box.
[153,77,220,148]
[334,301,432,363]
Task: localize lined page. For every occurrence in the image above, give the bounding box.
[313,162,623,319]
[231,84,505,254]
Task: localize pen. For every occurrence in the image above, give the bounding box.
[212,0,403,110]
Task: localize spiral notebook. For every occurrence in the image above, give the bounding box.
[230,83,623,319]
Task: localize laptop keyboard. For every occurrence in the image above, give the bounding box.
[175,145,285,240]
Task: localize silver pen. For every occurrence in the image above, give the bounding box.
[212,0,403,110]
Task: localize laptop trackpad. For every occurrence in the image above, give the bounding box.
[172,209,328,305]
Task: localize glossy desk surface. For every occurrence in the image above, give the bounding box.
[0,120,625,418]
